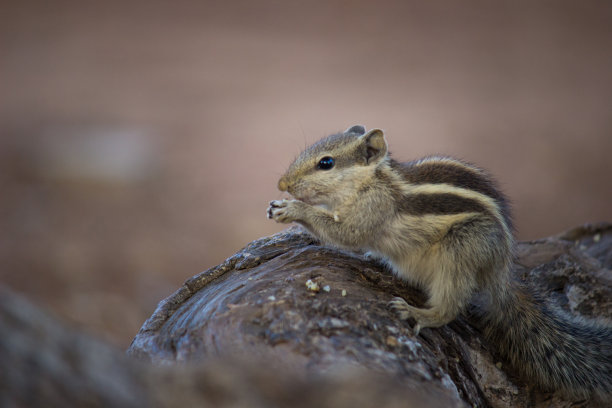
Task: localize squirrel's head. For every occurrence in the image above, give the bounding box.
[278,125,388,208]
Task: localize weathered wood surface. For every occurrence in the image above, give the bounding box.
[1,223,610,407]
[128,223,612,407]
[0,287,455,408]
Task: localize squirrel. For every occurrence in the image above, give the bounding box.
[266,125,612,399]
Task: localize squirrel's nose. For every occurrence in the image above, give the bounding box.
[278,177,288,192]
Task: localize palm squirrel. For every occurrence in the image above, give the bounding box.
[266,125,612,399]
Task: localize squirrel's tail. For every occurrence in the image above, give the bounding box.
[478,280,612,399]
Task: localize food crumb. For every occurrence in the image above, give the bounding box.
[341,289,347,296]
[305,279,320,292]
[322,285,331,292]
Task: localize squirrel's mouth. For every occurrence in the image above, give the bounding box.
[291,191,321,206]
[297,196,315,205]
[296,195,331,212]
[290,186,331,207]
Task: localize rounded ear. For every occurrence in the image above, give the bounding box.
[344,124,366,135]
[361,129,387,163]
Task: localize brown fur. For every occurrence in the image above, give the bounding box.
[268,126,612,399]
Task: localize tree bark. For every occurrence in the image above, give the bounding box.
[1,223,610,407]
[128,223,612,407]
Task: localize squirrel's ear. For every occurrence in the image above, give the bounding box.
[344,124,366,135]
[361,129,387,163]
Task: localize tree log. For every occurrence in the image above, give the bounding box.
[128,223,612,407]
[1,223,610,407]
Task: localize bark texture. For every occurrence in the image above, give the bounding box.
[1,223,611,407]
[128,223,612,408]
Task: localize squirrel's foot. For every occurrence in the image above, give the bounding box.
[388,297,423,334]
[388,297,452,335]
[267,199,303,223]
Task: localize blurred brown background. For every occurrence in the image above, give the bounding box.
[1,0,611,348]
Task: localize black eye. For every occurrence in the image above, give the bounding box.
[317,156,335,170]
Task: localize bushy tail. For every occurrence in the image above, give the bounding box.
[479,281,612,399]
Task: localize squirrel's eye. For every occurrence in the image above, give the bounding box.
[317,156,335,170]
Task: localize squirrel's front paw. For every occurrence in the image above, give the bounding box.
[267,199,301,223]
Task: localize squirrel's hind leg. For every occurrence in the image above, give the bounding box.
[388,297,457,335]
[389,265,475,334]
